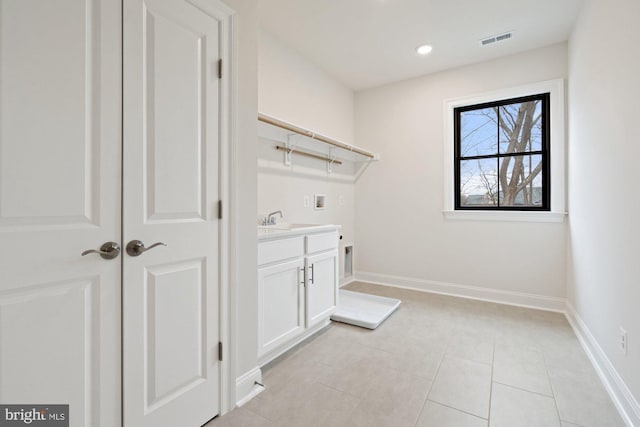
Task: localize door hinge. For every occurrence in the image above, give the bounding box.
[217,59,222,79]
[218,342,223,361]
[217,200,222,219]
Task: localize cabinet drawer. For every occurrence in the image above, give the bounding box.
[258,236,304,266]
[305,231,339,254]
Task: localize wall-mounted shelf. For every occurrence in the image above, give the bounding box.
[258,113,380,166]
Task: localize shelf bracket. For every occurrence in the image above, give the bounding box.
[284,134,298,166]
[354,160,373,182]
[327,148,337,174]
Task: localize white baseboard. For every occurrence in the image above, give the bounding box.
[235,367,264,407]
[258,319,331,367]
[354,271,566,312]
[565,301,639,427]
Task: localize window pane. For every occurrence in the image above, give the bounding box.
[499,100,542,154]
[498,155,543,206]
[460,108,498,157]
[459,158,498,206]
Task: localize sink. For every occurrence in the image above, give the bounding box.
[258,223,320,230]
[284,223,320,229]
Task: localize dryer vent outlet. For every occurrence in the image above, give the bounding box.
[344,245,353,277]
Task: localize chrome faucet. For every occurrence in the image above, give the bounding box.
[262,210,283,225]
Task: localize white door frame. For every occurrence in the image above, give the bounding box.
[200,0,237,415]
[174,0,238,416]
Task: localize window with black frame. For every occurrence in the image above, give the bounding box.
[454,93,550,210]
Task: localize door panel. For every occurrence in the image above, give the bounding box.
[0,279,99,412]
[0,0,122,426]
[144,9,208,222]
[0,0,101,225]
[123,0,222,426]
[146,259,206,408]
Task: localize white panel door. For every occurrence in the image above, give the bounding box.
[123,0,224,425]
[0,1,122,426]
[306,250,339,328]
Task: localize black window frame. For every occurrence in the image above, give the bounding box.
[454,93,551,211]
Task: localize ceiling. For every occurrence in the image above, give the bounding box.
[259,0,584,91]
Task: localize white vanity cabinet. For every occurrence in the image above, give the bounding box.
[257,227,339,363]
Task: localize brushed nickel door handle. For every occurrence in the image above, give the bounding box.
[126,240,167,257]
[82,242,121,260]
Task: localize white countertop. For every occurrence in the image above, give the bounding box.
[257,223,341,241]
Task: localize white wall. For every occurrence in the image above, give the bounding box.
[258,31,354,142]
[354,44,568,305]
[567,0,640,423]
[258,31,356,281]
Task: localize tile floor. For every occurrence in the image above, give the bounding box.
[207,282,626,427]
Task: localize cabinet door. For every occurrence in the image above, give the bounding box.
[258,258,306,356]
[306,250,339,328]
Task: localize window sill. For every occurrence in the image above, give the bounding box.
[442,210,567,223]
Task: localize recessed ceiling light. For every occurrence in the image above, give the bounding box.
[416,44,433,55]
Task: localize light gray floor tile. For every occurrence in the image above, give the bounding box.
[291,328,371,368]
[358,336,445,380]
[361,367,432,414]
[417,400,487,427]
[489,382,560,427]
[270,382,360,427]
[204,407,272,427]
[260,347,327,395]
[242,382,311,422]
[445,330,494,364]
[218,282,624,427]
[345,397,422,427]
[246,381,359,426]
[494,342,546,365]
[541,336,594,373]
[428,356,492,418]
[331,365,433,426]
[316,357,379,397]
[493,343,552,396]
[385,345,444,380]
[493,359,552,397]
[547,366,625,427]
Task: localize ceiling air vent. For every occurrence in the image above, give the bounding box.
[480,31,513,46]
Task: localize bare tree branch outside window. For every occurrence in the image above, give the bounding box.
[455,94,549,210]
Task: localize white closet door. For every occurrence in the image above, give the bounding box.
[122,0,224,425]
[0,1,122,426]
